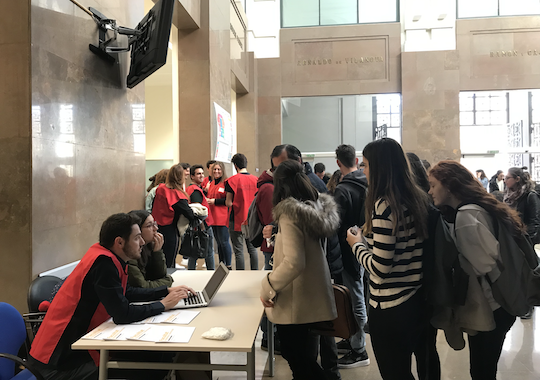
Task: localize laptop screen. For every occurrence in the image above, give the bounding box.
[204,262,229,300]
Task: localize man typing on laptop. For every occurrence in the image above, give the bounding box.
[29,213,195,380]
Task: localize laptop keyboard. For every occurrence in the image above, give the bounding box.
[185,292,204,305]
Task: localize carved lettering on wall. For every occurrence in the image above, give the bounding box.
[489,50,540,57]
[293,37,389,83]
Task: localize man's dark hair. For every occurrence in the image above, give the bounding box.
[180,162,191,170]
[284,144,302,163]
[231,153,248,169]
[99,213,139,250]
[335,144,356,168]
[190,164,204,176]
[314,163,325,174]
[206,160,216,169]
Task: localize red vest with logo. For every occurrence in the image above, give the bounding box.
[187,184,214,226]
[30,243,127,366]
[207,179,228,226]
[152,183,189,226]
[226,173,258,231]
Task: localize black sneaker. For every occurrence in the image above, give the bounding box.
[261,338,281,355]
[336,339,352,354]
[338,350,370,369]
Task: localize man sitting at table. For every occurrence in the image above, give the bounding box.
[28,213,194,380]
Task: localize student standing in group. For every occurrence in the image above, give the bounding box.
[428,160,521,380]
[207,161,233,269]
[152,163,195,268]
[260,160,339,380]
[145,169,168,213]
[476,169,489,191]
[186,164,216,270]
[225,153,259,270]
[346,138,430,380]
[202,159,216,195]
[126,210,173,288]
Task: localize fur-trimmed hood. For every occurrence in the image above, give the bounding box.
[272,193,340,238]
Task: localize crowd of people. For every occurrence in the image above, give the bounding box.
[26,138,540,380]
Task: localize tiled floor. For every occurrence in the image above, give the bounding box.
[210,309,540,380]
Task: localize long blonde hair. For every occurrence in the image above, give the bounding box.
[166,164,188,197]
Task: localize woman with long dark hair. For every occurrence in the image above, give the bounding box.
[260,160,339,380]
[476,169,489,191]
[504,166,540,244]
[127,210,172,288]
[346,138,430,380]
[428,160,522,380]
[152,164,195,268]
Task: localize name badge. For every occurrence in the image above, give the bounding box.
[218,188,225,193]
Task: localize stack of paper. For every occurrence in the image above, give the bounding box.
[127,325,196,343]
[135,310,200,325]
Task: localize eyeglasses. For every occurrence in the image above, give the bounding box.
[143,222,158,229]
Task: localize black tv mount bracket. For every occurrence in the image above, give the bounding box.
[88,7,142,64]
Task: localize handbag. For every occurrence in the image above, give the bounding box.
[179,220,209,259]
[310,284,359,339]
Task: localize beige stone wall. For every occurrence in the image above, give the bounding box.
[457,16,540,91]
[280,23,402,97]
[401,51,461,165]
[0,0,32,312]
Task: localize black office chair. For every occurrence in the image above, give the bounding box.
[23,276,63,348]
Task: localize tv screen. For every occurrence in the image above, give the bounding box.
[126,0,175,89]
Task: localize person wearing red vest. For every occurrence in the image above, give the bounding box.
[225,153,259,270]
[207,161,233,269]
[186,165,216,270]
[28,213,194,380]
[152,164,195,268]
[202,159,216,195]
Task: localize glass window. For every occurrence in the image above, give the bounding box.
[282,0,319,28]
[500,0,540,16]
[359,0,397,23]
[321,0,357,25]
[458,0,498,18]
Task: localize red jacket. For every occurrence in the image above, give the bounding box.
[152,184,189,226]
[187,184,214,226]
[226,173,258,231]
[30,244,127,366]
[207,178,228,226]
[256,170,275,253]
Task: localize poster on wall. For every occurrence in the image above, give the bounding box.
[214,102,233,163]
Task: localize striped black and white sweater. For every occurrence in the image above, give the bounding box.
[352,199,423,309]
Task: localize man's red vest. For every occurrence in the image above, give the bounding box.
[207,179,228,226]
[226,173,258,231]
[30,244,127,365]
[187,184,214,226]
[152,183,189,226]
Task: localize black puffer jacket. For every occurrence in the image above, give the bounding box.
[515,191,540,244]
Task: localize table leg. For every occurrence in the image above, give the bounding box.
[267,319,275,377]
[247,342,256,380]
[99,349,108,380]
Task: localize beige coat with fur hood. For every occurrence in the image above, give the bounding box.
[260,193,339,325]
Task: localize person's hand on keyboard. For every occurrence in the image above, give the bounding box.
[160,291,185,310]
[168,285,196,297]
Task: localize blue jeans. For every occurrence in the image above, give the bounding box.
[342,268,367,354]
[229,220,259,270]
[213,225,232,267]
[187,226,215,270]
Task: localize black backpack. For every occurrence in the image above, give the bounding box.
[243,195,265,248]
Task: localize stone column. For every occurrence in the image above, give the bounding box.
[237,53,259,173]
[0,1,32,312]
[401,50,461,165]
[178,0,231,167]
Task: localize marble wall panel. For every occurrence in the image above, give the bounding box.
[281,23,401,97]
[30,0,146,279]
[457,16,540,90]
[0,1,32,312]
[401,51,461,165]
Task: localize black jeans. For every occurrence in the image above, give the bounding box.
[468,307,516,380]
[319,334,341,380]
[39,361,98,380]
[159,224,179,268]
[369,290,425,380]
[276,324,328,380]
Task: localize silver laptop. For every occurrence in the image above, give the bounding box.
[173,262,229,309]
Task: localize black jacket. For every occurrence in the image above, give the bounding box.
[304,162,328,194]
[515,191,540,244]
[334,170,368,279]
[489,175,504,193]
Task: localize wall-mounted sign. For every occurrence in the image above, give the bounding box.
[214,102,233,163]
[293,37,388,83]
